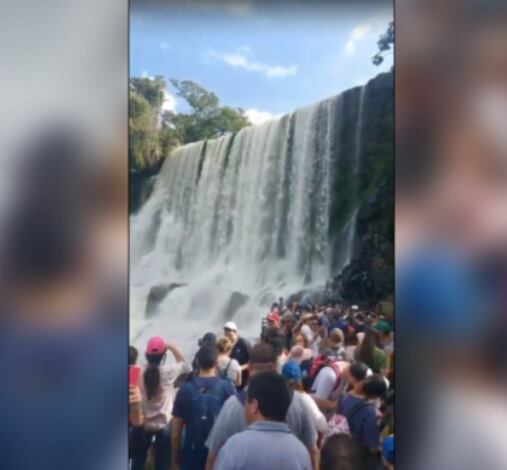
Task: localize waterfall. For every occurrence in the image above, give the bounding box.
[130,88,367,354]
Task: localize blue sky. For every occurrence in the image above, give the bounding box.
[131,1,393,124]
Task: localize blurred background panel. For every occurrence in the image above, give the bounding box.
[396,0,507,468]
[0,1,127,470]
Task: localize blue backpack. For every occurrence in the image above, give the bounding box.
[185,378,228,456]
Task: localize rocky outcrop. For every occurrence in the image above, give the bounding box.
[145,283,187,317]
[221,292,250,321]
[130,164,162,214]
[326,175,394,307]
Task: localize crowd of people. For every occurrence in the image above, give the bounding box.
[129,301,395,470]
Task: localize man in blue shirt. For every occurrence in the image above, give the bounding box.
[171,345,235,470]
[215,371,311,470]
[338,373,387,456]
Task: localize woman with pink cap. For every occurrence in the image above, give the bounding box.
[130,336,190,470]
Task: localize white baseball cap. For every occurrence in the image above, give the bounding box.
[224,321,238,332]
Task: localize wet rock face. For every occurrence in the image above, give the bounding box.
[221,292,250,322]
[325,183,394,307]
[145,283,187,317]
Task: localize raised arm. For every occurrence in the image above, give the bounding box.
[166,342,185,363]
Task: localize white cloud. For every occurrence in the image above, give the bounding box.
[160,41,171,51]
[141,70,149,78]
[245,108,282,125]
[207,49,298,79]
[344,24,372,56]
[162,89,176,112]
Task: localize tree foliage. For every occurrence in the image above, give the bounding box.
[129,77,250,171]
[129,91,158,169]
[130,76,166,109]
[372,21,394,66]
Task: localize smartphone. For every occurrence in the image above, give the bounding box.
[129,365,141,387]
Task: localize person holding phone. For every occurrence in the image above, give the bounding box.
[130,337,190,470]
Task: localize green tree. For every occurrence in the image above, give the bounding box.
[165,79,250,144]
[130,76,166,110]
[373,21,394,66]
[170,79,219,118]
[129,77,251,170]
[129,91,159,169]
[214,106,250,135]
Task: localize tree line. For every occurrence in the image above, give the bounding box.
[129,77,251,172]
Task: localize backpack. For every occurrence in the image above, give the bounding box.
[307,355,342,394]
[185,378,228,455]
[325,397,372,443]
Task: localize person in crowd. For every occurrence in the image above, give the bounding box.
[282,360,328,435]
[217,336,242,387]
[266,331,288,372]
[289,344,314,387]
[298,314,322,357]
[322,328,346,358]
[129,345,141,387]
[319,308,332,337]
[171,345,235,470]
[130,345,139,367]
[352,312,367,334]
[330,309,348,333]
[214,371,312,470]
[336,374,387,459]
[289,344,313,364]
[261,312,282,342]
[199,332,218,347]
[309,347,349,416]
[343,362,371,394]
[223,321,250,389]
[281,311,295,349]
[266,310,281,329]
[129,384,144,465]
[320,433,370,470]
[293,331,311,350]
[375,320,394,355]
[343,326,359,362]
[193,333,218,371]
[355,327,388,376]
[205,343,318,470]
[381,435,394,470]
[129,344,142,434]
[131,337,189,470]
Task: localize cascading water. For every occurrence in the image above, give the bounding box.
[339,86,366,270]
[130,87,367,355]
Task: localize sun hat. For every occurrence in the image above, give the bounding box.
[282,360,302,383]
[146,336,165,355]
[224,321,238,332]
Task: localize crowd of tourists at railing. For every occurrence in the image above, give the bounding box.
[129,301,395,470]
